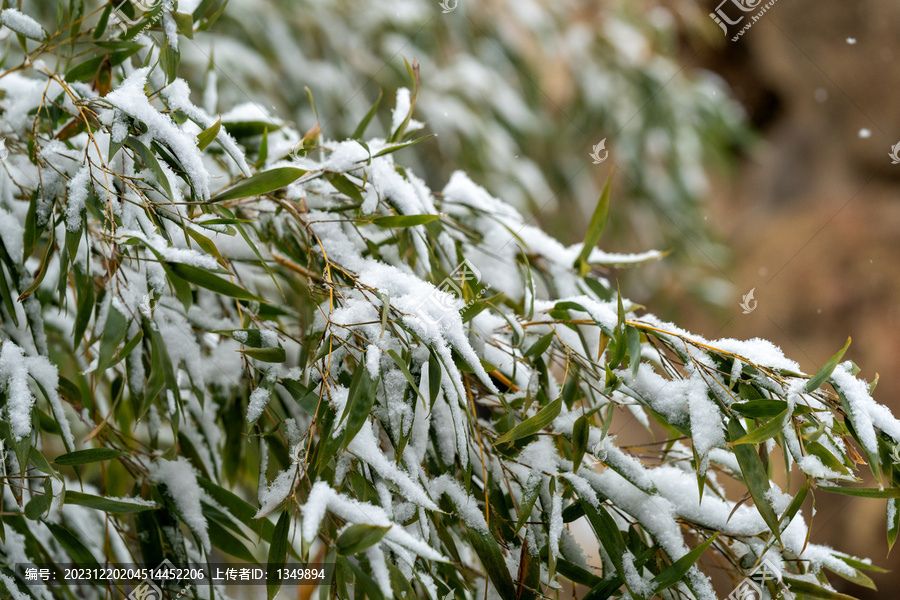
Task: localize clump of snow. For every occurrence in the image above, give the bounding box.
[255,466,299,518]
[247,387,271,423]
[66,166,92,233]
[0,209,25,264]
[105,68,210,200]
[0,341,36,441]
[429,474,488,533]
[0,9,47,41]
[150,457,210,553]
[830,362,900,455]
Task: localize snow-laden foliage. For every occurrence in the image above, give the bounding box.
[0,3,898,600]
[20,0,748,291]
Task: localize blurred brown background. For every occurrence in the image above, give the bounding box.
[674,0,900,595]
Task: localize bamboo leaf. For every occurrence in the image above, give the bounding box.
[494,397,562,446]
[336,524,391,555]
[806,336,851,392]
[341,365,377,447]
[167,262,266,302]
[729,409,790,446]
[47,523,98,565]
[467,527,517,600]
[65,491,158,513]
[370,214,440,228]
[576,168,614,267]
[818,486,900,498]
[54,448,126,466]
[649,533,718,596]
[728,419,782,545]
[572,415,590,473]
[211,167,307,202]
[267,511,290,600]
[197,117,222,151]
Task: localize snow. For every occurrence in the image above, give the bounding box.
[0,8,46,41]
[161,78,252,176]
[66,166,92,233]
[622,550,653,596]
[391,88,412,133]
[299,481,445,561]
[0,341,35,440]
[150,457,211,553]
[0,208,24,264]
[24,354,75,450]
[105,68,210,200]
[712,337,801,373]
[0,574,30,600]
[247,386,271,423]
[348,422,437,510]
[366,544,392,597]
[255,466,299,518]
[429,474,488,533]
[830,362,900,455]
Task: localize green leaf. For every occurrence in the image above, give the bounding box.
[776,482,809,533]
[370,214,440,228]
[25,492,51,520]
[806,336,851,392]
[96,305,129,372]
[239,347,286,363]
[428,352,442,407]
[54,448,126,466]
[211,167,307,202]
[556,558,602,588]
[572,415,590,473]
[515,474,541,534]
[336,524,391,555]
[494,397,562,446]
[167,262,266,302]
[524,332,553,359]
[782,577,857,599]
[626,325,641,381]
[467,528,517,600]
[340,365,377,447]
[649,533,718,596]
[326,173,364,203]
[371,134,435,158]
[576,168,613,267]
[197,117,221,151]
[728,419,782,545]
[581,501,631,595]
[208,520,257,563]
[64,491,158,513]
[731,399,789,418]
[47,523,98,565]
[267,511,290,600]
[126,137,174,202]
[172,11,194,38]
[729,408,789,445]
[352,89,383,139]
[818,486,900,498]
